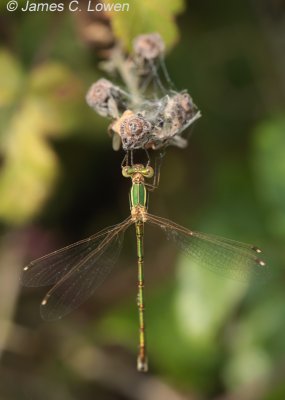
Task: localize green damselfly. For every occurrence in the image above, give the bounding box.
[21,164,267,372]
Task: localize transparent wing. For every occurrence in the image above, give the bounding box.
[21,219,131,287]
[22,218,132,320]
[147,214,268,282]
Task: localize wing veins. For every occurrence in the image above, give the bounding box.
[147,213,261,259]
[41,218,132,303]
[25,218,131,273]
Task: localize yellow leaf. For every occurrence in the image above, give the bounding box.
[28,63,85,136]
[0,99,58,225]
[105,0,185,50]
[0,50,23,108]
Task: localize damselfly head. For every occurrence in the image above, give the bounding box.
[122,164,154,180]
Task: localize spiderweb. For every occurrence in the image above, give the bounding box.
[86,33,201,154]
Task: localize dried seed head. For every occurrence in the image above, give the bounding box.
[162,95,188,136]
[133,33,165,60]
[86,78,123,118]
[120,113,152,150]
[160,91,199,136]
[177,92,197,115]
[86,78,112,108]
[142,91,201,150]
[165,92,197,122]
[112,110,152,150]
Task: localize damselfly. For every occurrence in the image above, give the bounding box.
[21,164,267,372]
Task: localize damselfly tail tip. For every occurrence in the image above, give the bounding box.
[137,356,148,372]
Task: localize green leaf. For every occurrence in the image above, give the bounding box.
[224,347,271,390]
[223,291,284,389]
[105,0,185,50]
[175,255,247,342]
[252,116,285,238]
[0,50,23,108]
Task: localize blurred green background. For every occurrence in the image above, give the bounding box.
[0,0,285,399]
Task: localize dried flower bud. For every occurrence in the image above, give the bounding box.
[174,92,198,118]
[111,110,152,150]
[163,91,199,134]
[86,78,125,118]
[144,91,201,150]
[133,33,165,60]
